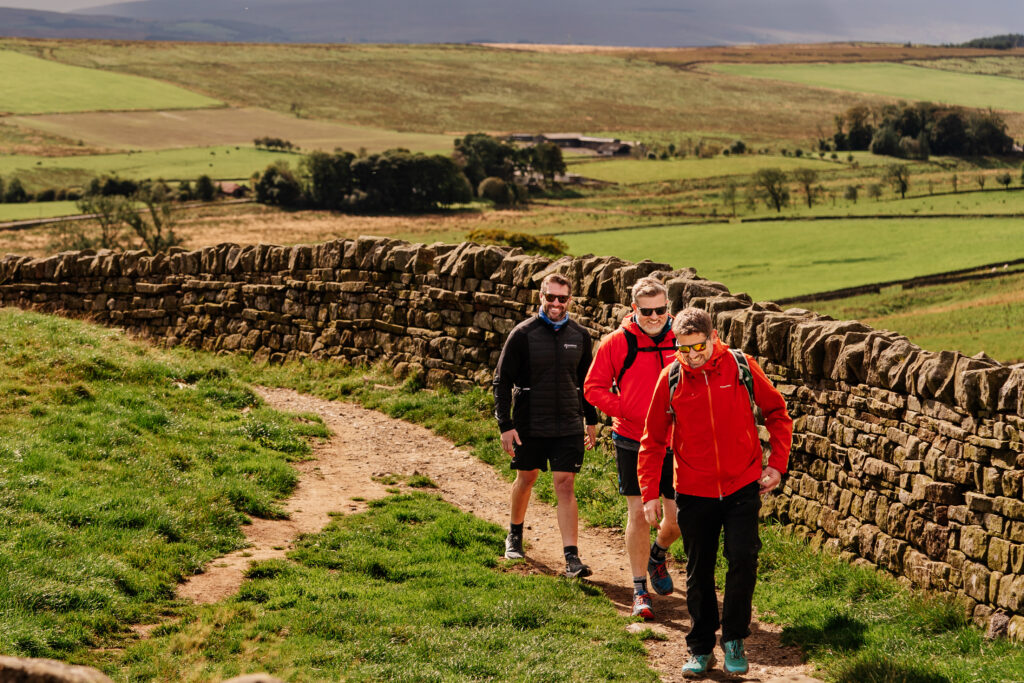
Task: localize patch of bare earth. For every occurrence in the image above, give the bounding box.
[175,387,819,682]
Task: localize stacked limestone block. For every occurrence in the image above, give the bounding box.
[1,237,1022,637]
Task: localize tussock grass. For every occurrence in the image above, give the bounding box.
[120,493,658,681]
[0,308,326,658]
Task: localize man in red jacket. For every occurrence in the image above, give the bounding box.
[584,277,680,620]
[639,307,792,677]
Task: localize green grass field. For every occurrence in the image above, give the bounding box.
[562,216,1024,301]
[0,145,297,190]
[794,271,1024,363]
[706,62,1024,113]
[0,40,876,140]
[0,50,221,115]
[0,200,80,223]
[907,56,1024,80]
[568,155,836,184]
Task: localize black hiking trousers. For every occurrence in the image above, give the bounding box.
[675,481,762,655]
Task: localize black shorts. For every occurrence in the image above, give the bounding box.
[614,435,674,499]
[511,434,585,473]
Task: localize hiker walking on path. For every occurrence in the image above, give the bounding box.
[638,307,793,677]
[493,273,599,578]
[583,277,681,620]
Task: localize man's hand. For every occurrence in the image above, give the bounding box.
[584,424,597,450]
[500,428,522,457]
[643,499,661,525]
[759,466,782,495]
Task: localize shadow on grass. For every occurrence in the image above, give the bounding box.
[836,653,951,683]
[782,612,868,653]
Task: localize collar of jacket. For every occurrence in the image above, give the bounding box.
[538,307,570,330]
[623,314,672,342]
[674,338,729,376]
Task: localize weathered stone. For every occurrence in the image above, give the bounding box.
[0,656,113,682]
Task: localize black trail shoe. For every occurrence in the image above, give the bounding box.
[504,532,525,560]
[564,553,592,578]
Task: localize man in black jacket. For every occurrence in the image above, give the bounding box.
[493,273,599,578]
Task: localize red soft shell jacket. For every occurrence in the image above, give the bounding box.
[583,315,676,442]
[637,340,793,501]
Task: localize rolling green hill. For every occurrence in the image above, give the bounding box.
[0,49,221,115]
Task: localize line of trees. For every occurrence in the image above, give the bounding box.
[253,137,297,152]
[956,34,1024,49]
[454,133,566,191]
[256,149,473,212]
[827,103,1014,159]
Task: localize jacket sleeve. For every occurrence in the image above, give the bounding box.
[493,327,526,433]
[748,356,793,474]
[578,331,599,426]
[638,368,673,503]
[583,332,624,420]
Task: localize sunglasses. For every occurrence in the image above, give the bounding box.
[543,293,570,303]
[637,306,667,316]
[678,340,709,354]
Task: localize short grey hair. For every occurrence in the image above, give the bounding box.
[630,277,668,304]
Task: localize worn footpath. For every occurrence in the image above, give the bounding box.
[177,387,820,683]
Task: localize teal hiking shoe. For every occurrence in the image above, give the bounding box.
[647,555,674,595]
[681,652,715,678]
[723,639,749,674]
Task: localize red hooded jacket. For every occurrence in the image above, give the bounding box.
[637,340,792,501]
[584,314,676,442]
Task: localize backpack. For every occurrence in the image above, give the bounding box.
[612,325,675,393]
[665,348,758,422]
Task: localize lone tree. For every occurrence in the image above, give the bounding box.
[753,168,789,212]
[793,168,819,208]
[996,172,1013,190]
[76,193,130,249]
[884,164,910,199]
[120,182,181,254]
[721,181,738,217]
[844,184,859,204]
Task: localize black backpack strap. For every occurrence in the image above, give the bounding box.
[666,360,681,419]
[614,328,639,390]
[730,348,764,426]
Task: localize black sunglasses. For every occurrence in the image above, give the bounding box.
[637,305,667,316]
[543,293,570,303]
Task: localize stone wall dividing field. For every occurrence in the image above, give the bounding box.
[1,236,1023,637]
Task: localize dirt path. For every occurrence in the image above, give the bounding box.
[178,387,819,683]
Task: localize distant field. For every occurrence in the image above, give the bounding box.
[569,155,836,184]
[0,200,80,223]
[0,49,221,115]
[0,146,298,189]
[907,56,1024,80]
[0,40,880,140]
[706,62,1024,113]
[7,107,454,153]
[798,271,1024,364]
[560,216,1024,301]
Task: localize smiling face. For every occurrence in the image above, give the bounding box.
[541,281,571,322]
[632,293,668,336]
[677,329,718,369]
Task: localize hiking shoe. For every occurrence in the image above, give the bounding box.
[631,591,654,620]
[681,652,715,678]
[504,532,524,560]
[648,556,674,595]
[564,553,592,578]
[723,639,749,674]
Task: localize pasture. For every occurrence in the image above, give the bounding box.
[559,216,1024,302]
[906,56,1024,80]
[568,155,835,184]
[0,49,221,115]
[706,62,1024,113]
[0,200,80,223]
[0,39,883,141]
[6,107,454,154]
[0,146,298,190]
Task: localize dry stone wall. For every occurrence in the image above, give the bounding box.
[2,237,1023,637]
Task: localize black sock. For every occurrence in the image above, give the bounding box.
[510,522,524,536]
[563,545,579,558]
[650,541,668,563]
[633,577,648,595]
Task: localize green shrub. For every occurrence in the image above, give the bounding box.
[466,228,567,257]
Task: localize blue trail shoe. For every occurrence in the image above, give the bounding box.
[723,639,749,675]
[681,652,715,678]
[648,555,674,595]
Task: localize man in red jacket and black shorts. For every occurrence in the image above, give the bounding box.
[639,307,792,677]
[584,277,680,620]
